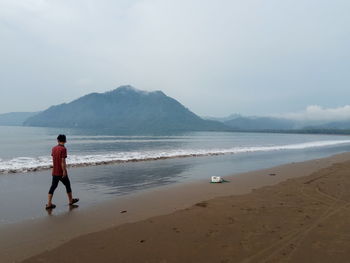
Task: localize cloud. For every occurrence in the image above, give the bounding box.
[1,0,350,116]
[281,105,350,122]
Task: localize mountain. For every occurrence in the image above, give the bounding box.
[208,114,350,133]
[304,120,350,130]
[222,116,296,131]
[0,112,38,126]
[203,114,241,122]
[24,86,230,133]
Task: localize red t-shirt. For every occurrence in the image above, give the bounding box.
[51,145,67,176]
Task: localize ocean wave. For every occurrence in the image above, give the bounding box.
[1,140,350,174]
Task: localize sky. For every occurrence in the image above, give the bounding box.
[1,0,350,119]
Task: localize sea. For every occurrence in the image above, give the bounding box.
[1,126,350,224]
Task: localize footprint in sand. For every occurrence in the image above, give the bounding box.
[172,227,181,233]
[195,202,208,208]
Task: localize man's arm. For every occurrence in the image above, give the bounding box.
[61,158,67,177]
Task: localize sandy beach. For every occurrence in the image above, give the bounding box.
[2,152,350,262]
[2,0,350,262]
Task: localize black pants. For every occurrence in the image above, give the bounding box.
[49,175,72,195]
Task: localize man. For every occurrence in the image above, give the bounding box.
[46,134,79,209]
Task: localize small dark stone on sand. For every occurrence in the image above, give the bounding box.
[269,173,276,176]
[120,210,127,213]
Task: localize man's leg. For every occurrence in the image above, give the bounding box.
[60,176,77,204]
[67,192,74,205]
[47,194,54,206]
[47,176,59,207]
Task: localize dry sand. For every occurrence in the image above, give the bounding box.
[2,153,350,262]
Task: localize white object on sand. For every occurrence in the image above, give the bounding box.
[211,176,223,183]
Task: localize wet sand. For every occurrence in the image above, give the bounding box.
[2,152,350,262]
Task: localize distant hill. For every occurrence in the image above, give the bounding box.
[305,120,350,130]
[205,114,350,134]
[0,112,38,126]
[24,86,230,133]
[202,114,241,122]
[222,116,296,131]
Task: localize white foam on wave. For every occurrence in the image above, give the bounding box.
[1,140,350,174]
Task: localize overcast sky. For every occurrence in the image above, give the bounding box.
[1,0,350,118]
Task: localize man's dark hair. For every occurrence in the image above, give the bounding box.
[57,134,67,143]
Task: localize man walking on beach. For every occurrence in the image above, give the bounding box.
[46,134,79,209]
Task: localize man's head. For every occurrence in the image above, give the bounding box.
[57,134,67,144]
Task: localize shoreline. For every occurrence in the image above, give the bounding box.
[2,138,350,174]
[1,152,350,262]
[0,152,235,174]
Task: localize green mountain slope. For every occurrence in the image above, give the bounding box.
[24,86,230,133]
